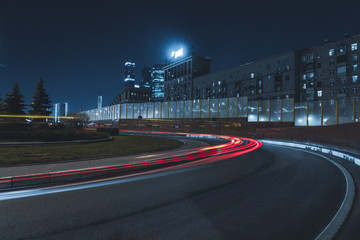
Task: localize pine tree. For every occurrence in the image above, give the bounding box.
[0,94,3,113]
[3,82,26,115]
[29,77,52,116]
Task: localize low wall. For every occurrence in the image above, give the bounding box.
[256,122,360,151]
[118,118,294,137]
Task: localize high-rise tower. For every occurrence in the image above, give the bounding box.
[124,60,135,88]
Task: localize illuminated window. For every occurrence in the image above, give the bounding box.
[353,64,358,71]
[352,54,358,62]
[329,49,334,56]
[218,81,221,86]
[302,84,306,89]
[250,73,254,78]
[337,66,346,74]
[317,90,322,97]
[330,99,335,105]
[351,43,358,51]
[285,65,290,71]
[302,74,306,80]
[353,75,358,83]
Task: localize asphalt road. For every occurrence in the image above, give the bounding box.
[0,143,346,240]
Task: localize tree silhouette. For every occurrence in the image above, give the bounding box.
[3,82,26,115]
[29,77,52,116]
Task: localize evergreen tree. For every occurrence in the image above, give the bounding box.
[3,82,26,115]
[0,94,3,113]
[29,77,52,116]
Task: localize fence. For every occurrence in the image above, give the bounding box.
[83,97,360,126]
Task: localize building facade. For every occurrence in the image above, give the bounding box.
[164,52,211,101]
[141,65,152,88]
[120,86,152,103]
[192,50,301,101]
[299,34,360,104]
[151,64,165,101]
[124,60,136,88]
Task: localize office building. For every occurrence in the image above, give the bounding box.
[120,85,152,103]
[164,50,211,101]
[141,65,152,88]
[151,64,166,101]
[124,60,136,88]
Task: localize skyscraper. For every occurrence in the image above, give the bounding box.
[141,65,152,88]
[124,60,135,88]
[151,64,165,101]
[97,94,102,110]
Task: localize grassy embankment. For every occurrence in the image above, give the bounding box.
[0,135,183,166]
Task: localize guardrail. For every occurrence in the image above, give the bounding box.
[261,140,360,166]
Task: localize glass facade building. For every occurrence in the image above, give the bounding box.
[124,60,135,88]
[151,64,165,100]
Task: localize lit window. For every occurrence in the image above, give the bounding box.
[337,66,346,74]
[353,75,358,83]
[302,84,306,89]
[329,49,334,56]
[250,73,254,78]
[339,46,345,53]
[317,90,322,97]
[218,81,221,86]
[212,82,215,87]
[285,65,290,71]
[330,99,335,105]
[353,64,358,71]
[302,74,306,80]
[267,75,271,79]
[351,43,358,51]
[258,80,262,87]
[352,54,358,62]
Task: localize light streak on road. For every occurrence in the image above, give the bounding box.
[0,132,262,198]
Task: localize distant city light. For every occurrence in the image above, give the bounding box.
[125,62,135,66]
[171,48,184,59]
[125,77,135,82]
[134,84,140,88]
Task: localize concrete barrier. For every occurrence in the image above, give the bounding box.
[261,140,360,166]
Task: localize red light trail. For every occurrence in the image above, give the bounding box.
[0,132,262,187]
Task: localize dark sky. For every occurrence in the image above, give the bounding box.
[1,0,360,112]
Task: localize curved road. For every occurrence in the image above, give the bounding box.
[0,138,346,240]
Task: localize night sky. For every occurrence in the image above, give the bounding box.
[1,0,360,113]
